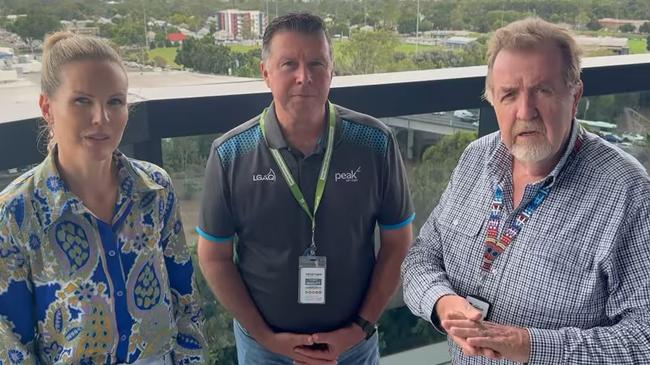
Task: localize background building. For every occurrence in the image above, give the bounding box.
[598,18,649,32]
[216,10,266,39]
[575,36,629,55]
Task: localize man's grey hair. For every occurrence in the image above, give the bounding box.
[484,17,583,103]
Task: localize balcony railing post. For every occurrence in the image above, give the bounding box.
[479,105,498,137]
[119,102,163,166]
[129,138,164,166]
[0,118,44,171]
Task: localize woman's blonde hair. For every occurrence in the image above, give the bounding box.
[484,17,582,103]
[40,32,127,151]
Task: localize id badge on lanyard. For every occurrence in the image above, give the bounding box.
[260,102,336,306]
[466,295,491,320]
[298,255,327,304]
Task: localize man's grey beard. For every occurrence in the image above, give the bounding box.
[511,140,554,162]
[510,119,553,162]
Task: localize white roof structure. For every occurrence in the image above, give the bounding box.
[575,36,628,49]
[444,36,477,46]
[0,47,14,57]
[577,118,617,130]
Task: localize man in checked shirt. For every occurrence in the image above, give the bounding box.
[402,17,650,364]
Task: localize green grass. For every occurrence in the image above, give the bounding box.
[227,44,259,53]
[148,47,180,68]
[395,42,440,54]
[332,39,439,55]
[628,38,648,54]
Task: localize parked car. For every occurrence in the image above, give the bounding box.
[453,109,478,121]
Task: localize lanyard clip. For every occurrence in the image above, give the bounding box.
[309,230,317,256]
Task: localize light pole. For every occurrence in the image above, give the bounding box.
[415,0,420,56]
[141,1,147,70]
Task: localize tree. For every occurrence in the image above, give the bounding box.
[378,0,400,30]
[336,29,399,75]
[397,10,417,34]
[410,131,476,232]
[575,11,591,30]
[412,41,486,70]
[175,36,234,75]
[152,55,167,68]
[647,35,650,51]
[640,22,650,34]
[8,10,60,46]
[329,21,350,37]
[486,10,529,31]
[232,48,261,78]
[100,16,146,47]
[423,1,454,30]
[619,23,636,33]
[586,18,603,31]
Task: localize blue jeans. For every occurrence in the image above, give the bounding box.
[234,320,379,365]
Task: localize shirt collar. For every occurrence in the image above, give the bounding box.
[33,148,164,230]
[487,119,581,188]
[262,102,337,155]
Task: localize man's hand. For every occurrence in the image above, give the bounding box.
[257,331,329,364]
[437,295,501,359]
[292,324,365,364]
[445,320,530,363]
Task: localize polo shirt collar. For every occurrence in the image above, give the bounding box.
[262,102,336,154]
[487,119,580,187]
[32,147,164,230]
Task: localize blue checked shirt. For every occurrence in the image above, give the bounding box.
[402,121,650,364]
[0,150,207,364]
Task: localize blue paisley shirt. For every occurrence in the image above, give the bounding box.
[0,151,207,364]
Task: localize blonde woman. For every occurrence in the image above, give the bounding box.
[0,32,207,364]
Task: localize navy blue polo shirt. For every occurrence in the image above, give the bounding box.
[197,102,413,333]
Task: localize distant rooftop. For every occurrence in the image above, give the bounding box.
[166,33,186,42]
[598,18,649,25]
[575,36,628,49]
[0,70,255,123]
[444,36,477,45]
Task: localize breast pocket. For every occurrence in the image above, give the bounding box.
[435,193,489,294]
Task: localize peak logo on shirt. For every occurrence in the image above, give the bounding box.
[253,168,276,182]
[335,167,361,183]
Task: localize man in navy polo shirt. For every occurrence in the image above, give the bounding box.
[196,12,413,365]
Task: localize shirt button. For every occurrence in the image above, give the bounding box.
[108,250,116,257]
[452,219,459,226]
[116,291,124,297]
[120,335,127,342]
